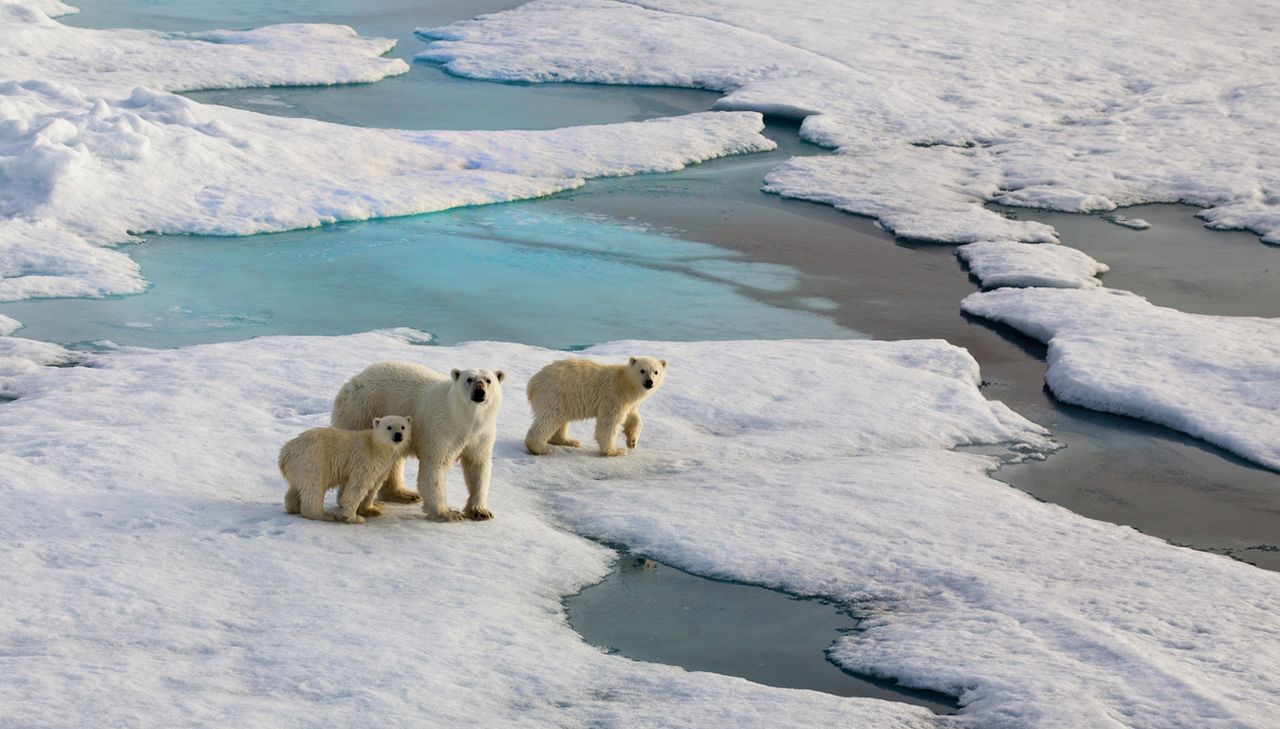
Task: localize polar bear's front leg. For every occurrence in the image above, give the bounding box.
[595,409,628,457]
[336,479,371,524]
[378,455,421,503]
[461,446,494,521]
[419,461,464,522]
[623,408,643,450]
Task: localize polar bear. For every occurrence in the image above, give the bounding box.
[525,356,666,457]
[331,362,504,522]
[280,416,412,524]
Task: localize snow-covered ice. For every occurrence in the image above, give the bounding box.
[420,0,1280,245]
[963,287,1280,471]
[956,241,1109,289]
[0,312,19,336]
[0,1,775,301]
[3,331,1280,727]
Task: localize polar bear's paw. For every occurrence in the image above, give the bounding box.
[465,505,494,521]
[426,508,466,523]
[357,502,384,517]
[341,514,366,524]
[600,447,629,457]
[625,435,639,449]
[381,489,422,504]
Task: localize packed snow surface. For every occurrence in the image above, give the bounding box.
[963,287,1280,471]
[420,0,1280,245]
[3,331,1280,727]
[956,241,1109,289]
[0,1,774,301]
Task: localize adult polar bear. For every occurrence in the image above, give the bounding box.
[332,362,504,522]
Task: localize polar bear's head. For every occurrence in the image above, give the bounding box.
[627,356,667,392]
[372,415,412,447]
[451,368,506,406]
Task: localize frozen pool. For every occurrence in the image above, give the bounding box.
[565,553,958,715]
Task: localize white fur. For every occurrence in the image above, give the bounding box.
[331,362,504,522]
[525,356,666,457]
[279,416,411,524]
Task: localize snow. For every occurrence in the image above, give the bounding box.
[956,241,1109,289]
[3,331,1280,727]
[419,0,1280,245]
[962,287,1280,471]
[0,1,775,302]
[0,312,19,335]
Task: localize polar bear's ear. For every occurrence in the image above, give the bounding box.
[629,356,637,366]
[452,368,462,381]
[373,417,381,428]
[404,416,412,423]
[495,370,505,383]
[660,359,667,368]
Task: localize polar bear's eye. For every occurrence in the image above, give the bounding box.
[467,377,474,384]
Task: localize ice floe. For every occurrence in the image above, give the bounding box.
[963,286,1280,471]
[2,331,1279,727]
[0,312,19,335]
[420,0,1280,245]
[0,1,775,301]
[957,241,1109,289]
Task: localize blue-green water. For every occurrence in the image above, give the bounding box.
[0,205,852,349]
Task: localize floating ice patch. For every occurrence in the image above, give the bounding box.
[0,313,19,336]
[420,0,1280,247]
[956,241,1109,289]
[1101,213,1152,230]
[963,286,1280,471]
[2,333,1278,727]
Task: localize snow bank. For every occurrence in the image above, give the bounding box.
[3,332,1279,727]
[963,287,1280,471]
[0,2,775,301]
[420,0,1280,245]
[956,241,1109,289]
[0,313,19,335]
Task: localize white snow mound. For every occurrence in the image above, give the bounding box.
[420,0,1280,246]
[2,332,1279,727]
[963,287,1280,471]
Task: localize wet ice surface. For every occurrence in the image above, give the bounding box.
[565,553,958,715]
[0,204,855,349]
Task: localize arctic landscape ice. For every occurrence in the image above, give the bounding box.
[2,0,1280,727]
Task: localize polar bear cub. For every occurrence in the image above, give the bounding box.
[331,362,505,522]
[280,416,412,524]
[525,356,666,457]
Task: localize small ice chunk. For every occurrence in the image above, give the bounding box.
[957,241,1109,289]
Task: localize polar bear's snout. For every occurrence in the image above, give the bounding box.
[471,386,487,403]
[392,431,404,443]
[643,378,654,389]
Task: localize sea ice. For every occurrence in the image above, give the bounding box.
[0,1,775,302]
[956,241,1109,289]
[420,0,1280,246]
[2,331,1279,727]
[963,286,1280,471]
[0,313,19,336]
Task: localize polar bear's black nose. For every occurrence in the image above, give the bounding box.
[392,432,403,443]
[644,379,654,389]
[471,390,486,403]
